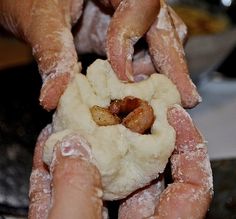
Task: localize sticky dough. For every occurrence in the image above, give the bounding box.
[43,59,181,200]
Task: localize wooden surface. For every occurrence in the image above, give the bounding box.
[0,36,33,70]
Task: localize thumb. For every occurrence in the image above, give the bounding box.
[0,0,83,110]
[26,0,81,110]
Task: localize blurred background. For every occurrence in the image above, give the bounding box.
[0,0,236,218]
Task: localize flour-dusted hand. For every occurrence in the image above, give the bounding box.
[28,125,103,219]
[118,106,213,219]
[0,0,200,110]
[75,0,200,108]
[0,0,84,110]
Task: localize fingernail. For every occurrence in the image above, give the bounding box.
[60,134,93,161]
[134,74,149,82]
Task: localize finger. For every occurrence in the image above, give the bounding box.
[150,106,213,219]
[168,5,188,45]
[133,50,156,78]
[0,0,83,110]
[118,179,165,219]
[28,125,52,219]
[107,0,160,81]
[47,134,103,219]
[0,1,31,37]
[102,206,109,219]
[146,1,201,108]
[74,0,111,56]
[27,0,84,110]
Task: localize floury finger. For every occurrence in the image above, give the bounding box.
[0,0,84,110]
[107,0,160,81]
[146,0,201,108]
[47,134,103,219]
[118,179,165,219]
[29,126,104,219]
[28,125,52,219]
[150,106,213,219]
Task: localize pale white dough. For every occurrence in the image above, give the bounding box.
[43,59,181,200]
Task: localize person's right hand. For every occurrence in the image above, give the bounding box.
[29,106,213,219]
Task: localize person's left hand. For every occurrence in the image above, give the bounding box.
[0,0,200,110]
[28,106,213,219]
[28,125,103,219]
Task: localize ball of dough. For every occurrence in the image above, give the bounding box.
[43,59,181,200]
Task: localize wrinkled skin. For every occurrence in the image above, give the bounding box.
[0,0,199,110]
[28,125,103,219]
[118,106,213,219]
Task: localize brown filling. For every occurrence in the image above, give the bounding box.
[90,96,155,134]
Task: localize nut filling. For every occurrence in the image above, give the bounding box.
[90,96,155,134]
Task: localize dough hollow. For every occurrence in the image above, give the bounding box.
[43,59,181,200]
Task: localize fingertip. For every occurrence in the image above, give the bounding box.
[154,183,211,219]
[33,125,53,170]
[107,43,134,82]
[167,104,194,122]
[167,105,203,152]
[58,134,93,161]
[134,74,149,82]
[167,104,187,124]
[48,135,103,219]
[180,82,202,109]
[107,0,159,83]
[39,72,70,111]
[118,180,164,219]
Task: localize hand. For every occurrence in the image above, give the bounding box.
[0,0,82,110]
[74,0,200,108]
[28,125,104,219]
[0,0,200,110]
[28,106,213,219]
[118,106,213,219]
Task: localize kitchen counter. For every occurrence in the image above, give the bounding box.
[207,159,236,219]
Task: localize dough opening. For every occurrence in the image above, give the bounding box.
[90,96,155,134]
